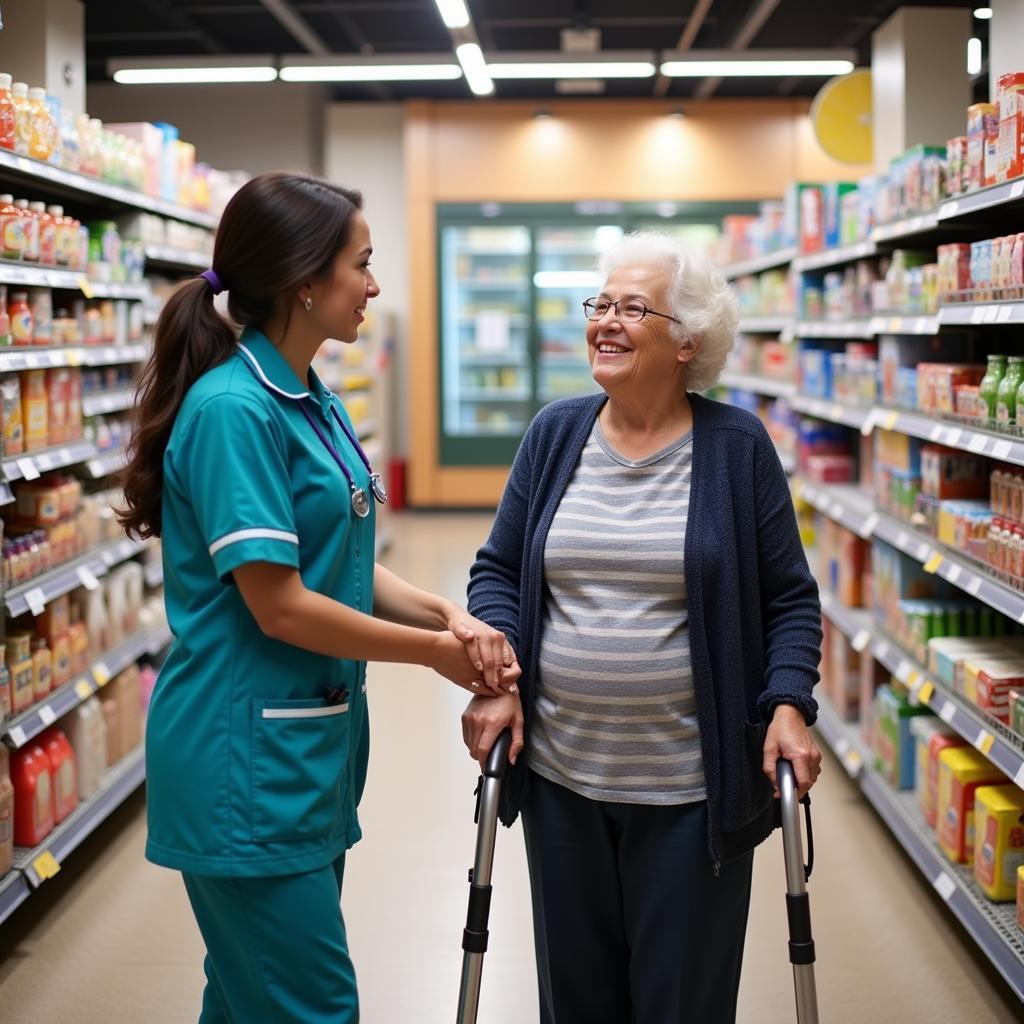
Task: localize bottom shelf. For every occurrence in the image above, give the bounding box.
[0,746,145,925]
[814,697,1024,999]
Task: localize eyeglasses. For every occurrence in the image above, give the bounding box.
[582,297,681,324]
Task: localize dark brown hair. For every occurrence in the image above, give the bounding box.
[119,173,364,539]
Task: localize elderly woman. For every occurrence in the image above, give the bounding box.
[462,233,823,1024]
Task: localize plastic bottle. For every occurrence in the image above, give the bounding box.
[997,356,1024,425]
[11,744,53,846]
[8,291,33,346]
[0,74,16,152]
[66,697,106,799]
[0,643,10,718]
[41,729,77,823]
[31,637,52,702]
[29,288,52,346]
[14,199,39,262]
[10,82,31,156]
[978,354,1007,423]
[32,202,56,266]
[0,746,14,876]
[47,205,70,266]
[27,88,52,162]
[0,193,25,261]
[0,284,10,347]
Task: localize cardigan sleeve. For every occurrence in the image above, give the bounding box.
[466,428,534,656]
[751,426,822,725]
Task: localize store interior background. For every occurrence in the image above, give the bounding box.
[2,1,1024,1020]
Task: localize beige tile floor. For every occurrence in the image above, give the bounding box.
[0,511,1021,1022]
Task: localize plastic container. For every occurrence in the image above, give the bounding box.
[31,637,52,702]
[978,354,1007,422]
[0,194,24,261]
[6,631,35,715]
[66,697,107,799]
[937,746,1006,864]
[974,784,1024,901]
[27,88,52,162]
[29,288,52,347]
[11,743,54,846]
[0,746,14,876]
[101,697,120,767]
[997,356,1024,425]
[0,73,15,152]
[21,368,48,451]
[41,729,77,824]
[0,644,10,718]
[31,202,57,267]
[8,291,33,346]
[10,82,31,157]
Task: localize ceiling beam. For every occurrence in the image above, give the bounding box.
[695,0,782,99]
[258,0,331,55]
[138,0,226,54]
[652,0,714,98]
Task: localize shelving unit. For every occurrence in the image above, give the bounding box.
[792,240,878,273]
[718,371,796,399]
[720,246,796,280]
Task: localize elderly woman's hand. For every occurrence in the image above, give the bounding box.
[462,692,524,770]
[762,704,822,800]
[446,607,520,694]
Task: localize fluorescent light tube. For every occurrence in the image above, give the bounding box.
[435,0,471,29]
[113,66,278,84]
[973,7,993,19]
[660,59,853,77]
[534,271,601,289]
[456,43,494,96]
[488,61,656,80]
[280,63,461,82]
[967,37,983,75]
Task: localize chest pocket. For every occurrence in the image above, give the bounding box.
[250,697,351,842]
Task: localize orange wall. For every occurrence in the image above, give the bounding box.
[406,98,870,506]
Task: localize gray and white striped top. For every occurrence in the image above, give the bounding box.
[529,420,706,806]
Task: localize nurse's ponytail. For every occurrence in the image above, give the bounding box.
[119,173,363,539]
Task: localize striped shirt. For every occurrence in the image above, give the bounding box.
[529,420,706,806]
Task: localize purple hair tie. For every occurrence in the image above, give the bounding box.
[201,269,224,295]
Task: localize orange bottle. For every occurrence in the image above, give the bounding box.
[32,202,56,266]
[41,729,77,823]
[0,746,14,875]
[0,194,25,261]
[47,205,70,266]
[11,743,53,845]
[27,88,52,163]
[10,82,31,157]
[0,74,15,152]
[8,291,33,346]
[14,198,39,262]
[31,637,52,701]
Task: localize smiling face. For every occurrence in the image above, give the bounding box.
[586,262,691,396]
[307,211,380,343]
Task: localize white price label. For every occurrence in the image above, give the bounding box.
[58,448,72,463]
[34,453,53,471]
[984,305,1000,323]
[25,587,46,616]
[945,428,962,446]
[24,353,42,368]
[77,566,100,591]
[896,530,909,549]
[968,434,987,453]
[945,564,962,584]
[861,408,879,436]
[966,576,982,596]
[895,660,912,684]
[940,201,959,218]
[39,705,56,727]
[830,502,845,520]
[1014,762,1024,789]
[859,513,879,539]
[939,701,956,724]
[993,440,1013,460]
[8,725,27,747]
[997,305,1014,323]
[933,872,956,902]
[875,641,890,662]
[820,591,833,610]
[929,423,944,441]
[17,457,40,481]
[852,630,871,653]
[834,737,850,759]
[1011,181,1024,199]
[971,306,986,324]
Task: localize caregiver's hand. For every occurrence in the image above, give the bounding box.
[428,630,519,695]
[762,704,822,800]
[462,692,524,770]
[445,607,519,694]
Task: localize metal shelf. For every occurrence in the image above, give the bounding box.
[82,281,150,301]
[791,396,874,431]
[938,180,1024,222]
[737,315,792,334]
[2,439,98,483]
[0,148,218,229]
[144,245,211,272]
[794,478,876,539]
[85,448,129,479]
[4,620,171,750]
[814,696,1024,1000]
[794,319,875,339]
[872,408,1024,469]
[0,261,85,290]
[718,371,796,399]
[0,344,148,372]
[0,866,30,927]
[938,302,1024,327]
[793,240,878,273]
[4,535,151,618]
[82,387,135,417]
[720,247,796,280]
[871,211,941,244]
[870,314,939,335]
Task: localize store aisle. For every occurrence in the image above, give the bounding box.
[0,512,1019,1023]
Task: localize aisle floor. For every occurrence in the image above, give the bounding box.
[0,512,1020,1023]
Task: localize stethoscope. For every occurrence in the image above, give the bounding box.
[298,400,388,518]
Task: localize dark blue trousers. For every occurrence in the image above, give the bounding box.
[522,771,753,1024]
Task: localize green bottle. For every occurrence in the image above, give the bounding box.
[979,354,1007,423]
[997,356,1024,425]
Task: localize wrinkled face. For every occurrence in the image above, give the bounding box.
[586,262,689,394]
[308,211,380,343]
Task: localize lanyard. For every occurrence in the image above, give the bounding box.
[298,400,387,518]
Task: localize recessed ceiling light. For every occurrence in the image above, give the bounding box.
[973,7,993,20]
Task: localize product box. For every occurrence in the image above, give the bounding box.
[975,661,1024,724]
[912,723,965,828]
[920,446,988,500]
[860,656,889,745]
[936,746,1006,864]
[875,684,933,789]
[998,73,1024,183]
[828,627,861,721]
[974,784,1024,901]
[805,454,854,484]
[878,335,967,406]
[105,122,163,198]
[784,182,822,251]
[876,429,923,474]
[968,103,998,192]
[823,182,857,249]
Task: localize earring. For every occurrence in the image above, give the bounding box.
[304,296,313,311]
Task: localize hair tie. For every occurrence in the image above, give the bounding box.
[201,269,224,295]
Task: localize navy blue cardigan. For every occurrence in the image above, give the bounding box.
[467,391,822,867]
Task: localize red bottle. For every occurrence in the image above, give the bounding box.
[11,743,54,846]
[41,728,77,823]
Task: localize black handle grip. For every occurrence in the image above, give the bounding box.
[484,728,512,779]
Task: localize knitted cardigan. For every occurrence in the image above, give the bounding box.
[467,391,822,867]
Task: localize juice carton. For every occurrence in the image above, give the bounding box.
[998,73,1024,183]
[875,684,933,789]
[937,747,1006,863]
[967,103,997,192]
[974,784,1024,901]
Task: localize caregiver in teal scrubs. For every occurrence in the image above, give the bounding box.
[119,173,519,1023]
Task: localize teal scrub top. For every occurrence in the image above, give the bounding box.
[145,327,376,878]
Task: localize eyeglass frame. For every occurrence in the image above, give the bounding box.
[582,296,682,325]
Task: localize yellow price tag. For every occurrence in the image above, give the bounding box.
[66,349,82,367]
[884,411,899,431]
[33,851,60,880]
[977,732,995,755]
[907,669,921,689]
[93,663,111,687]
[923,551,943,574]
[78,276,95,300]
[75,678,93,701]
[919,681,935,704]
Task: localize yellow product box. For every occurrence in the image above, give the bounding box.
[936,747,1006,864]
[974,785,1024,901]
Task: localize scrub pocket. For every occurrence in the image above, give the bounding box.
[250,697,350,843]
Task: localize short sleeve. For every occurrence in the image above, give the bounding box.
[175,395,300,581]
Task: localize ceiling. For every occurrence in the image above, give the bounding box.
[84,0,990,101]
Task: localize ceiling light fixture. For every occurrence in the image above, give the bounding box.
[279,57,461,82]
[456,42,494,96]
[660,49,855,78]
[967,37,983,76]
[489,61,656,80]
[435,0,471,29]
[108,56,278,85]
[973,7,993,19]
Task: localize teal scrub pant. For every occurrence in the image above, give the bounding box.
[182,854,358,1023]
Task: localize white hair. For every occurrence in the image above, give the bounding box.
[597,232,739,393]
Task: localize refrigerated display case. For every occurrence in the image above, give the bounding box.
[436,202,757,467]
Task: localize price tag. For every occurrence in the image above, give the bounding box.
[917,541,934,561]
[929,423,944,441]
[78,276,94,300]
[966,575,983,596]
[940,201,959,218]
[971,306,986,324]
[830,404,844,423]
[984,305,1000,323]
[945,564,962,584]
[852,629,871,652]
[875,640,890,661]
[993,440,1013,460]
[93,662,112,687]
[895,660,912,684]
[939,700,956,724]
[843,749,863,776]
[859,513,879,539]
[25,587,47,616]
[916,318,931,334]
[39,705,56,727]
[8,725,27,747]
[933,872,956,902]
[906,669,921,689]
[17,457,40,481]
[834,736,850,759]
[77,565,100,591]
[830,501,845,520]
[860,408,879,436]
[889,317,901,333]
[75,678,93,701]
[968,434,987,454]
[997,305,1015,323]
[884,411,899,431]
[918,681,935,704]
[35,452,54,471]
[945,427,962,446]
[24,352,42,369]
[896,530,909,549]
[32,851,60,881]
[975,730,995,755]
[1011,181,1024,199]
[1014,762,1024,789]
[58,448,72,463]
